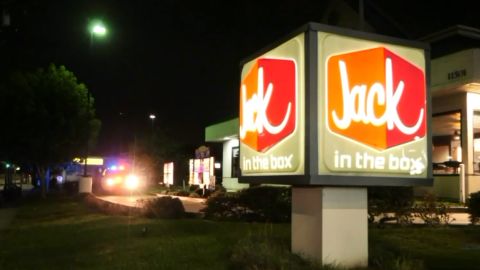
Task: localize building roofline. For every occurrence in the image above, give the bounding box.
[419,25,480,43]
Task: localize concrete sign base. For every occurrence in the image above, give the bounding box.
[292,187,368,268]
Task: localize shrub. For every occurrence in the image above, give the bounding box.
[142,196,185,219]
[202,186,291,222]
[189,192,201,198]
[237,186,291,222]
[467,191,480,224]
[172,190,190,197]
[0,191,4,207]
[368,187,414,225]
[201,190,242,220]
[413,193,454,226]
[63,181,78,195]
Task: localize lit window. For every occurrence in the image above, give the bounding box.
[432,111,461,174]
[473,111,480,174]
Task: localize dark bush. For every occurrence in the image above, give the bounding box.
[1,184,22,202]
[63,181,78,195]
[202,186,291,222]
[201,190,242,220]
[368,187,414,224]
[189,192,201,198]
[414,193,453,225]
[467,191,480,224]
[142,196,185,219]
[237,186,291,222]
[172,190,190,197]
[0,191,4,207]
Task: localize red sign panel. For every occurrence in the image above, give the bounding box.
[240,58,297,152]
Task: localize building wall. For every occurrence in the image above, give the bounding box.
[221,139,249,192]
[222,139,238,177]
[430,92,480,197]
[466,92,480,195]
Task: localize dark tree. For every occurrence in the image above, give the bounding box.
[0,64,101,197]
[131,124,191,187]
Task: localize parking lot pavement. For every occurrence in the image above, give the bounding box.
[96,194,156,208]
[95,194,206,213]
[155,194,207,213]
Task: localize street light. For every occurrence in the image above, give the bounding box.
[88,20,107,44]
[92,24,107,36]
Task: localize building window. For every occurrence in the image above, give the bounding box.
[473,111,480,174]
[432,111,462,174]
[231,147,239,178]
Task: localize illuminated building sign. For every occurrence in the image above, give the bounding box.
[239,34,305,176]
[239,23,432,186]
[163,162,174,186]
[189,157,215,189]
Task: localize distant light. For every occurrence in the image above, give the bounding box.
[106,178,115,186]
[5,163,10,168]
[149,114,156,120]
[16,167,21,171]
[56,175,63,183]
[73,157,103,165]
[119,165,125,171]
[87,157,104,165]
[110,165,118,171]
[214,162,221,169]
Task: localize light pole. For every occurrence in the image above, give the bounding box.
[149,114,156,132]
[83,19,108,177]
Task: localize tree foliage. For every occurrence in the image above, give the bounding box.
[131,125,191,185]
[0,64,100,166]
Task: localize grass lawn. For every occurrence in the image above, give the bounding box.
[371,225,480,270]
[0,194,479,270]
[0,194,291,270]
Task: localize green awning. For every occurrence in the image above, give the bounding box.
[205,118,238,142]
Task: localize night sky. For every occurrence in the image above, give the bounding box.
[2,0,480,156]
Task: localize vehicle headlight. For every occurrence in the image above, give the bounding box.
[106,178,115,186]
[125,174,139,190]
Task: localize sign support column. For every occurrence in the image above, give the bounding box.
[292,187,368,268]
